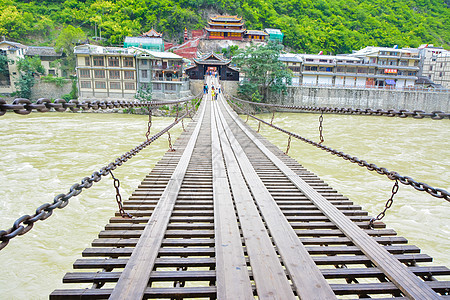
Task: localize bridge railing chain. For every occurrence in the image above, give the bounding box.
[228,95,450,120]
[227,97,450,203]
[0,97,202,251]
[0,94,201,116]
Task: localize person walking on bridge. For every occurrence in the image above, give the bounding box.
[211,89,216,101]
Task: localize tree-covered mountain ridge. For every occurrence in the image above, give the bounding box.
[1,0,448,54]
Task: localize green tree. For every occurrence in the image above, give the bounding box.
[54,25,86,77]
[232,42,292,102]
[15,56,45,99]
[136,84,152,102]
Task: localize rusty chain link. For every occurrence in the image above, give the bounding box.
[369,180,399,228]
[0,95,201,116]
[146,108,153,141]
[227,98,450,202]
[319,110,324,144]
[0,97,202,250]
[228,95,450,120]
[285,135,292,155]
[110,171,133,218]
[167,132,175,152]
[181,118,186,132]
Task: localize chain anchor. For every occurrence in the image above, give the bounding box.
[257,121,261,133]
[270,110,275,125]
[110,171,132,219]
[369,180,399,228]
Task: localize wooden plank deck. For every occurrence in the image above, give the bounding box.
[51,79,450,299]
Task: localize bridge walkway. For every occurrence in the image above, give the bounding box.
[51,78,450,299]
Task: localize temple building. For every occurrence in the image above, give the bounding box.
[205,15,245,40]
[245,30,269,41]
[185,52,239,81]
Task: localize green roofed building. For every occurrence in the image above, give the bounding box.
[124,28,165,52]
[264,28,284,43]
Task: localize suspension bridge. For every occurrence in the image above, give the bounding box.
[1,77,449,299]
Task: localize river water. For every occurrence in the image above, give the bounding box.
[0,111,448,299]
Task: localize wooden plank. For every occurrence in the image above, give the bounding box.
[221,96,442,299]
[109,99,207,300]
[63,266,450,283]
[210,99,254,299]
[212,101,297,299]
[214,100,337,299]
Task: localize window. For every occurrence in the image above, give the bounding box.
[109,70,120,79]
[304,66,317,71]
[95,81,106,89]
[48,69,56,75]
[110,82,121,89]
[108,56,120,67]
[124,57,134,67]
[85,57,90,66]
[80,81,91,88]
[141,60,148,65]
[306,59,313,62]
[141,70,148,78]
[347,67,356,73]
[94,70,105,78]
[439,72,443,77]
[79,69,90,78]
[93,56,104,66]
[124,82,135,90]
[124,71,134,79]
[166,83,176,91]
[336,67,344,72]
[153,83,162,90]
[319,59,327,63]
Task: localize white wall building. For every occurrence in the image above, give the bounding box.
[0,41,27,94]
[279,46,420,90]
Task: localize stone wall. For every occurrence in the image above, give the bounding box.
[270,86,450,112]
[31,79,72,100]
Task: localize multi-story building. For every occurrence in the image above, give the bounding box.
[75,44,188,100]
[279,47,420,89]
[349,47,420,88]
[135,48,189,99]
[418,45,450,88]
[1,40,64,95]
[205,15,245,40]
[279,53,302,85]
[0,40,27,94]
[75,45,137,100]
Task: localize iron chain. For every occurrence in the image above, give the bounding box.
[110,171,133,218]
[227,98,450,202]
[318,110,324,144]
[0,97,202,250]
[369,180,399,227]
[146,108,153,140]
[0,95,201,116]
[228,95,450,120]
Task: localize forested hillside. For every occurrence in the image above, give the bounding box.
[0,0,448,54]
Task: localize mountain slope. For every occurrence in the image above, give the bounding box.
[0,0,448,53]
